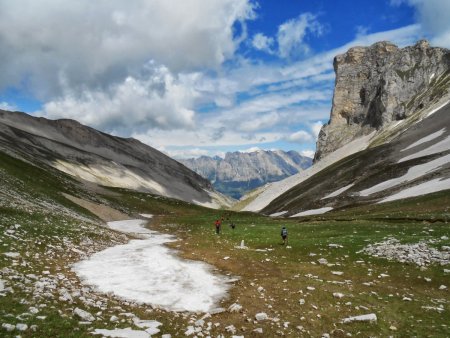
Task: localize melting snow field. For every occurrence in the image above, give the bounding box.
[359,153,450,196]
[321,183,354,200]
[290,207,333,217]
[379,177,450,203]
[73,219,232,312]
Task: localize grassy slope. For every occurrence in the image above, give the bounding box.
[1,151,449,337]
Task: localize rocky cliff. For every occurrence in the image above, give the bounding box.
[315,40,450,161]
[180,150,312,199]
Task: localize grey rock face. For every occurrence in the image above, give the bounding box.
[315,40,450,161]
[180,150,312,198]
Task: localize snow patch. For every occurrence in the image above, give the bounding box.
[399,135,450,162]
[73,219,233,312]
[290,207,333,217]
[378,177,450,203]
[401,128,446,152]
[360,153,450,196]
[92,328,154,338]
[321,184,354,199]
[426,99,450,118]
[269,211,288,217]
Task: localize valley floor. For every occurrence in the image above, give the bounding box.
[1,156,449,337]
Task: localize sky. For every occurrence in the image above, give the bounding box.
[0,0,449,159]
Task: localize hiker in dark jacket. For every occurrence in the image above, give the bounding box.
[281,226,288,245]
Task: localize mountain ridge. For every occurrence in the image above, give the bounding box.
[0,109,232,208]
[179,150,312,199]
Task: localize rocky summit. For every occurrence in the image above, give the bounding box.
[315,40,450,161]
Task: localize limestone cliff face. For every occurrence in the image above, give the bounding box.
[315,40,450,161]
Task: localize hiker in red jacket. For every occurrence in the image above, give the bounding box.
[214,219,222,234]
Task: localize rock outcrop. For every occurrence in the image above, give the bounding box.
[315,40,450,161]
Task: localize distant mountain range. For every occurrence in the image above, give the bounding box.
[179,150,312,199]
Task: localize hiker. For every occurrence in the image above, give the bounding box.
[230,222,236,230]
[281,226,288,245]
[215,219,221,234]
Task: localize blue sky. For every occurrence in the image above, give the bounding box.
[0,0,449,159]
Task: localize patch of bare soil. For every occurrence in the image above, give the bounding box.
[62,193,129,222]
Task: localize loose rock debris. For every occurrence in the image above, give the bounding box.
[359,237,450,266]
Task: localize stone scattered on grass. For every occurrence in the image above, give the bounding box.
[2,323,15,332]
[228,303,242,313]
[342,313,377,323]
[359,238,450,266]
[16,323,28,331]
[73,307,95,322]
[255,312,268,321]
[333,292,345,299]
[318,258,328,265]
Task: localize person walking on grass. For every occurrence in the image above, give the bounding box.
[281,226,288,245]
[215,219,222,235]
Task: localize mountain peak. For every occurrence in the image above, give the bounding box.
[316,40,450,161]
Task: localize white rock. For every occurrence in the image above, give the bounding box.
[225,325,236,334]
[73,307,95,322]
[257,286,265,293]
[29,307,39,314]
[255,312,269,321]
[318,258,328,265]
[299,298,305,305]
[306,286,315,291]
[439,285,447,290]
[16,323,28,331]
[161,335,172,338]
[332,271,344,276]
[333,292,345,299]
[228,303,242,313]
[2,323,15,332]
[194,319,204,327]
[184,326,195,336]
[253,328,263,333]
[342,313,377,323]
[110,315,119,322]
[402,297,412,301]
[3,252,20,258]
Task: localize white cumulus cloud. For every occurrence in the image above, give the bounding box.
[42,63,197,132]
[300,149,315,158]
[286,130,313,143]
[277,13,324,59]
[252,33,275,53]
[390,0,450,48]
[0,0,256,98]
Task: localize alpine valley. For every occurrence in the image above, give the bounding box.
[1,40,449,338]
